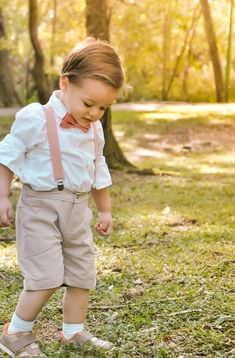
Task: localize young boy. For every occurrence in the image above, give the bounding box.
[0,38,125,357]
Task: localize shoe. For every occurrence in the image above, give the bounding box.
[0,323,47,357]
[60,330,114,351]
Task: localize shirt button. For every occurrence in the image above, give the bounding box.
[75,193,80,199]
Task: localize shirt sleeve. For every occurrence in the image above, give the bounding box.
[92,121,112,190]
[0,103,46,177]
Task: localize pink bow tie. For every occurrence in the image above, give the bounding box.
[60,113,90,133]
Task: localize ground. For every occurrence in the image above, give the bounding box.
[0,103,234,357]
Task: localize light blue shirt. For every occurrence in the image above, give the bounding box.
[0,90,112,192]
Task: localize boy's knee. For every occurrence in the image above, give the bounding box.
[66,286,89,292]
[25,286,58,296]
[42,287,59,297]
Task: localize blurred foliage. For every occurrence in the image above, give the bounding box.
[0,0,234,103]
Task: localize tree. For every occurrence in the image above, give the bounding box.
[85,0,133,168]
[161,0,172,101]
[163,2,201,101]
[0,6,21,106]
[200,0,224,102]
[225,0,234,102]
[50,0,57,67]
[1,0,233,105]
[29,0,50,104]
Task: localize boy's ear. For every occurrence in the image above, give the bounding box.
[60,76,69,91]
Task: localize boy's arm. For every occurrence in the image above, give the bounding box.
[0,164,14,226]
[91,187,112,236]
[0,164,14,197]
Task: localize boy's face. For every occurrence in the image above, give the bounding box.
[59,77,119,128]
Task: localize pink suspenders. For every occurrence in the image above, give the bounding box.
[45,107,64,190]
[44,106,98,191]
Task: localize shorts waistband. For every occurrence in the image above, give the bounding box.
[22,184,89,203]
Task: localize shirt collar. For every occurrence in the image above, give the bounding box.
[47,90,67,120]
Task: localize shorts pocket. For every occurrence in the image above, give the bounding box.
[20,195,44,215]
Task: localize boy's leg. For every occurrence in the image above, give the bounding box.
[62,287,88,339]
[61,286,113,350]
[15,288,58,321]
[63,286,89,324]
[9,287,58,333]
[0,288,57,357]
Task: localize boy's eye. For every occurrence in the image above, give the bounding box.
[84,102,92,107]
[83,101,109,111]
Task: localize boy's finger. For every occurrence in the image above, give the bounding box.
[96,222,108,231]
[99,225,112,236]
[0,214,10,226]
[95,222,112,236]
[95,226,106,235]
[7,207,13,221]
[105,223,112,235]
[101,224,109,231]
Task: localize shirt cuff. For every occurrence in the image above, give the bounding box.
[0,134,25,177]
[92,156,112,190]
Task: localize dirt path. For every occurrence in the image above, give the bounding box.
[112,101,235,112]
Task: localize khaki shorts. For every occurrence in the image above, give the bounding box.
[16,185,96,290]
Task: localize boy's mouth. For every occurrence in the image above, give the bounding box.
[83,117,93,123]
[82,117,93,128]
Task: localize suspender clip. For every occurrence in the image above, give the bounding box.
[57,180,64,191]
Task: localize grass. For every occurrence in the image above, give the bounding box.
[0,104,235,357]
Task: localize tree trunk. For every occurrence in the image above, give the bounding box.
[85,0,133,168]
[85,0,111,42]
[0,7,21,106]
[165,4,201,100]
[182,5,201,101]
[161,0,172,101]
[50,0,57,67]
[28,0,50,104]
[225,0,234,102]
[200,0,224,102]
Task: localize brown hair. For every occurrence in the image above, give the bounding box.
[61,37,125,89]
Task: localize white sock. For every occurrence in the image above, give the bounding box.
[63,322,84,340]
[8,312,35,334]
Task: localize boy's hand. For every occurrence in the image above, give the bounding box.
[0,197,13,226]
[95,211,113,236]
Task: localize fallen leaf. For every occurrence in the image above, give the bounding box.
[162,206,170,215]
